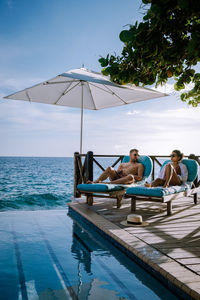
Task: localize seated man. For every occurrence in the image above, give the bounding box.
[87,149,144,185]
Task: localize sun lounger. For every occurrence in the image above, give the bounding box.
[125,159,199,215]
[77,155,152,208]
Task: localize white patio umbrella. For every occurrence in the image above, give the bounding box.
[4,68,167,153]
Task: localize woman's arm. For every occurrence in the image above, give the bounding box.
[158,163,169,179]
[179,163,188,183]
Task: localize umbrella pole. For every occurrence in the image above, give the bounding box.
[80,82,84,154]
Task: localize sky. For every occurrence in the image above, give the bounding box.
[0,0,200,157]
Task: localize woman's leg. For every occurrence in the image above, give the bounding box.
[145,178,165,187]
[145,164,182,188]
[164,164,181,187]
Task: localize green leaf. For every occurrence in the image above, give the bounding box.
[119,30,133,43]
[98,57,108,67]
[101,67,111,76]
[142,0,151,4]
[174,82,185,91]
[98,0,200,107]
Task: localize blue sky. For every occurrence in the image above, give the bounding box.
[0,0,200,157]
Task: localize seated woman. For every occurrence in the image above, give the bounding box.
[145,150,188,188]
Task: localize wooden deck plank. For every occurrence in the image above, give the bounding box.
[91,196,200,272]
[69,195,200,299]
[177,258,200,264]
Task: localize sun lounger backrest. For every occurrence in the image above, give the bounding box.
[182,159,198,182]
[160,159,198,183]
[122,155,152,178]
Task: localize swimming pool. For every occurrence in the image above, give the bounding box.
[0,209,178,300]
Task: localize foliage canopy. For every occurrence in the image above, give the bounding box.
[99,0,200,106]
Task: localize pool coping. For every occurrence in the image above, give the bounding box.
[68,202,200,300]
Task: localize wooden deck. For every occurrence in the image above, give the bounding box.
[68,195,200,299]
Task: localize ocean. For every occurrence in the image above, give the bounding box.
[1,156,198,211]
[0,157,75,211]
[0,156,120,211]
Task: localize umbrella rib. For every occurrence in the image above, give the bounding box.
[88,82,127,105]
[103,85,127,104]
[54,81,80,105]
[87,82,97,110]
[25,90,31,103]
[54,81,73,105]
[44,80,79,85]
[89,82,113,94]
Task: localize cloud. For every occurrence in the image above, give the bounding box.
[153,82,194,95]
[114,144,124,150]
[7,0,14,8]
[0,76,199,156]
[0,74,44,94]
[153,83,175,94]
[127,110,140,115]
[82,104,200,155]
[1,103,199,156]
[0,100,81,133]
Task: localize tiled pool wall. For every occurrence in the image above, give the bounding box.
[68,206,193,300]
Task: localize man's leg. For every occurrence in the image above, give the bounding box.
[88,167,117,183]
[110,174,135,184]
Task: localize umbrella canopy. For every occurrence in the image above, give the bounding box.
[4,68,167,153]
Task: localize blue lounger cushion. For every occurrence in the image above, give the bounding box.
[77,183,124,193]
[77,155,152,193]
[126,184,191,198]
[126,158,198,198]
[77,180,147,193]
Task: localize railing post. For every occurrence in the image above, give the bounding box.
[74,152,81,198]
[188,154,200,187]
[86,151,93,182]
[151,156,155,181]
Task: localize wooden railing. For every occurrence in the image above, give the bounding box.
[74,152,200,197]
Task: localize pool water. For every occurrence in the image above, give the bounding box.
[0,209,178,300]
